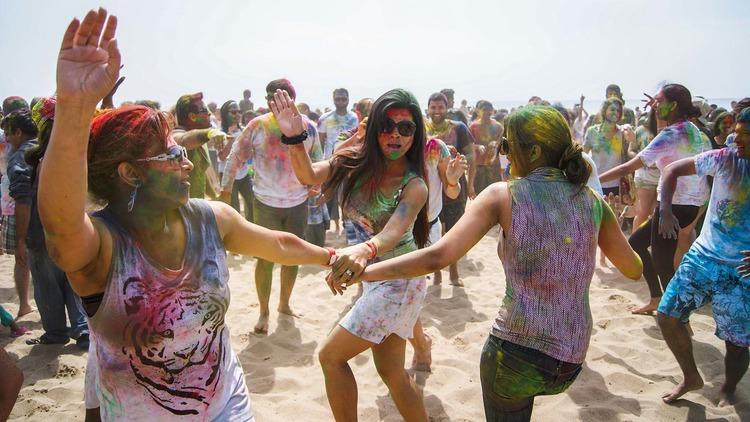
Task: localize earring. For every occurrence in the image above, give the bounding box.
[127,181,142,213]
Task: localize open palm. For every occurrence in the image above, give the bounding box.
[56,8,121,106]
[269,90,306,137]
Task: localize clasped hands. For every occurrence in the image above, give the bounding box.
[324,243,372,295]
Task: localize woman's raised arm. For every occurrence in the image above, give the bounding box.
[38,8,120,292]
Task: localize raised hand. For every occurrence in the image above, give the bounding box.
[57,8,121,107]
[269,89,306,137]
[446,153,468,184]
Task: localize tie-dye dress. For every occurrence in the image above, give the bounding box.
[86,200,253,421]
[339,170,427,344]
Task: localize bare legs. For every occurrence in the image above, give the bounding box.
[720,342,749,406]
[13,258,32,319]
[0,348,23,422]
[633,187,657,232]
[657,313,704,403]
[254,259,300,334]
[408,319,432,372]
[319,326,427,421]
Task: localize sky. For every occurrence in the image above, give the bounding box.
[1,0,747,111]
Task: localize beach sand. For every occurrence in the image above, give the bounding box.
[2,226,748,421]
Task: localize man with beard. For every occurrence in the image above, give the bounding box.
[318,88,358,233]
[425,92,476,285]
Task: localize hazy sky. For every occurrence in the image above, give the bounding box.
[1,0,747,110]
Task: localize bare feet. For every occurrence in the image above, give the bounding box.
[631,297,661,315]
[16,305,34,319]
[433,271,442,285]
[254,313,270,334]
[662,376,704,403]
[411,334,432,372]
[449,266,462,287]
[278,305,302,319]
[718,385,738,407]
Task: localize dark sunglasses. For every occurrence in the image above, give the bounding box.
[136,145,188,165]
[229,110,241,115]
[381,119,417,137]
[499,137,510,155]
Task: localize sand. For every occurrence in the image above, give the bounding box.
[2,227,748,421]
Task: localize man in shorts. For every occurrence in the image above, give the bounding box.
[656,106,750,405]
[221,79,322,334]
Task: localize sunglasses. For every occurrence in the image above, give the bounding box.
[499,137,510,155]
[229,110,241,115]
[381,119,417,137]
[136,145,188,165]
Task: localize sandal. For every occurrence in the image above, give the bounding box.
[11,326,30,337]
[25,335,68,345]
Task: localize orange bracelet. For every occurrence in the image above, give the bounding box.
[365,240,378,259]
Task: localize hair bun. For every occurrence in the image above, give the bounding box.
[558,142,583,169]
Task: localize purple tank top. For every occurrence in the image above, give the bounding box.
[493,167,603,363]
[87,199,252,420]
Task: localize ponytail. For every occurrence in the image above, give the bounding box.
[557,142,591,186]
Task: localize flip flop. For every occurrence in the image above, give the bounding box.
[25,336,68,345]
[10,326,30,337]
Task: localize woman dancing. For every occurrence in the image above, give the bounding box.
[271,88,438,421]
[39,9,337,420]
[333,106,643,421]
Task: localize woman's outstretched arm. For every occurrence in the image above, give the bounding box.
[38,8,120,295]
[345,182,503,286]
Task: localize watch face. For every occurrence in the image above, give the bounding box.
[329,254,338,266]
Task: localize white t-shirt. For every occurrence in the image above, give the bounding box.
[318,110,358,159]
[692,147,750,266]
[582,152,604,196]
[583,124,625,189]
[424,138,450,222]
[638,121,711,206]
[221,113,322,208]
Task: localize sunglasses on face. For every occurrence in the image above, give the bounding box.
[499,137,510,155]
[229,110,241,115]
[136,145,188,165]
[381,118,417,137]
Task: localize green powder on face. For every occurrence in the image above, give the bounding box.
[387,151,400,160]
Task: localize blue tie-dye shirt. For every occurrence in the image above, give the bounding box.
[692,147,750,266]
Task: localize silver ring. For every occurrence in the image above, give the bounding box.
[345,269,355,278]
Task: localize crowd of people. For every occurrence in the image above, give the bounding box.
[0,8,747,422]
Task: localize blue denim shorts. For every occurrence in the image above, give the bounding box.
[658,249,750,347]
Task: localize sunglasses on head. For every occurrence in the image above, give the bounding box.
[136,145,188,165]
[381,118,417,137]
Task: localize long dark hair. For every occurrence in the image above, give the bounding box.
[323,88,429,248]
